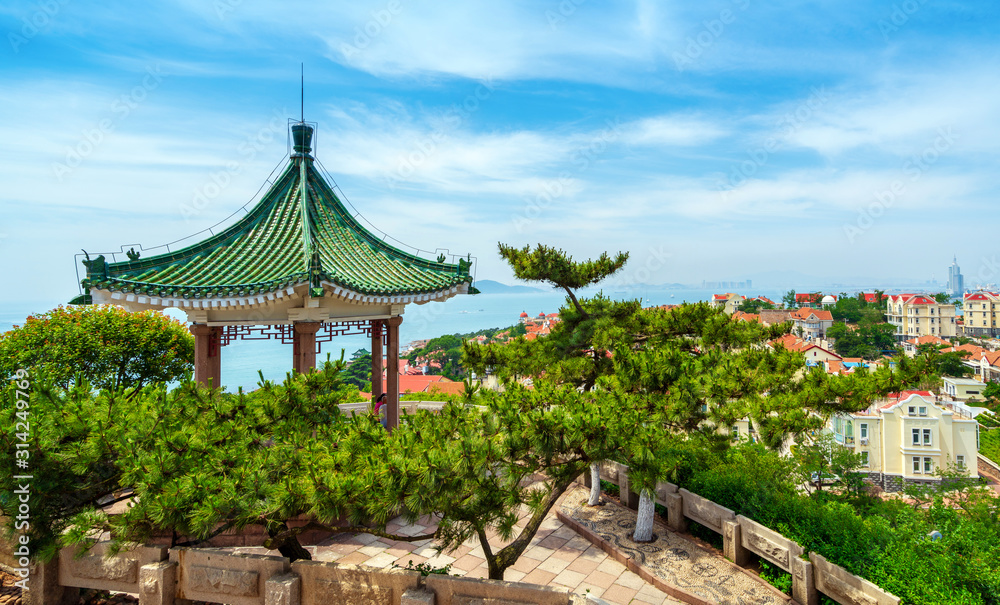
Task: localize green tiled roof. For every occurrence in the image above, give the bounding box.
[79,125,471,300]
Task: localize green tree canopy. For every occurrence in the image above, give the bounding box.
[342,349,372,390]
[0,305,193,396]
[827,321,897,360]
[737,298,775,313]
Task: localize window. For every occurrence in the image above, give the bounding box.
[957,455,966,470]
[731,426,739,441]
[908,406,916,416]
[923,428,932,446]
[913,456,921,473]
[924,457,933,473]
[860,423,868,439]
[861,451,870,466]
[919,406,927,416]
[912,428,920,445]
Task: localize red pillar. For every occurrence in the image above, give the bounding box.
[293,322,321,373]
[386,316,402,430]
[370,319,384,402]
[190,324,222,388]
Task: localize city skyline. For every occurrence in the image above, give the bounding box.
[2,2,1000,305]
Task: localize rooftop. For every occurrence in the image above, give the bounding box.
[75,122,471,305]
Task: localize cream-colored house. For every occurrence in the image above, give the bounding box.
[828,391,978,491]
[941,377,988,402]
[886,294,958,341]
[709,293,745,315]
[789,308,834,340]
[963,291,1000,338]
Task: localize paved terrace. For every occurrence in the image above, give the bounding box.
[227,498,684,605]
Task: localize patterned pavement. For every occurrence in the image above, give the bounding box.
[230,503,685,604]
[560,488,788,605]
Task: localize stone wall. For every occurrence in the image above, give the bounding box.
[679,489,735,534]
[979,453,1000,483]
[736,516,802,573]
[25,542,572,605]
[810,552,900,605]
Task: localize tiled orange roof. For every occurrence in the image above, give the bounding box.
[398,374,447,393]
[942,344,987,357]
[426,381,466,396]
[771,334,807,352]
[790,308,834,321]
[984,350,1000,367]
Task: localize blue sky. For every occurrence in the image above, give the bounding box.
[2,0,999,306]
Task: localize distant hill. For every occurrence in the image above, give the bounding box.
[474,279,545,294]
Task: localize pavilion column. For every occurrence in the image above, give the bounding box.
[293,322,321,374]
[190,324,222,388]
[386,316,402,430]
[370,320,384,401]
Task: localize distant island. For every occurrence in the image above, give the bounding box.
[474,279,546,294]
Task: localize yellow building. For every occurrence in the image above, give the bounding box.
[886,294,957,341]
[963,291,1000,338]
[829,391,978,491]
[709,293,745,315]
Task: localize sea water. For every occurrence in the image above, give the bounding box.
[0,287,787,391]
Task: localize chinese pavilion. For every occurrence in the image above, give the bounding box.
[72,120,473,428]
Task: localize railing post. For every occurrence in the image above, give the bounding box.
[139,561,177,605]
[665,492,686,533]
[792,557,818,605]
[723,520,750,566]
[24,558,78,605]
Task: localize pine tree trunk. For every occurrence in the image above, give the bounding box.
[633,488,655,542]
[588,463,601,506]
[266,523,313,562]
[275,536,312,562]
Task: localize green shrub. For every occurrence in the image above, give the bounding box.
[675,442,1000,605]
[980,428,1000,462]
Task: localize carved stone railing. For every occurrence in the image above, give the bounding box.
[25,541,573,605]
[586,461,900,605]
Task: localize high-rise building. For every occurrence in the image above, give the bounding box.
[948,256,964,295]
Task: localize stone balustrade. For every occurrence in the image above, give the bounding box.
[589,461,901,605]
[24,542,572,605]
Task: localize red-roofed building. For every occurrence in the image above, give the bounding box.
[708,292,745,314]
[789,308,834,340]
[963,291,1000,338]
[902,334,951,357]
[979,350,1000,383]
[795,292,822,307]
[397,374,447,394]
[426,381,467,396]
[886,294,957,341]
[731,311,760,323]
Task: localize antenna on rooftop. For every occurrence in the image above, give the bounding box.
[300,62,304,123]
